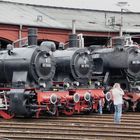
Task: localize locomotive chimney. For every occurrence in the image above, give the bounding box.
[69,20,78,48]
[28,28,38,46]
[113,36,125,50]
[72,19,76,34]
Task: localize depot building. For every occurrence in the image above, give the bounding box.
[0,1,140,49]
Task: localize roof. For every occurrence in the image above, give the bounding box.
[0,1,140,33]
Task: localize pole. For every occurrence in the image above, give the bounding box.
[119,9,123,37]
[19,24,22,47]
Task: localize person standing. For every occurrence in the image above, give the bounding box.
[111,83,124,124]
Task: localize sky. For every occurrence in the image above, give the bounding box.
[1,0,140,12]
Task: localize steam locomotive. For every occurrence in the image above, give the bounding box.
[0,29,104,119]
[0,28,57,118]
[40,34,104,116]
[90,36,140,112]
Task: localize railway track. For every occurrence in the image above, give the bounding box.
[0,113,140,140]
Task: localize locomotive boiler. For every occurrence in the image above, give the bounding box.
[53,47,93,86]
[41,33,93,87]
[91,36,140,90]
[0,28,55,88]
[51,34,93,87]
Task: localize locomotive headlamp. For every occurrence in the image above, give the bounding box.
[131,60,140,64]
[63,82,70,88]
[50,94,57,104]
[73,81,79,87]
[73,93,80,103]
[84,92,91,102]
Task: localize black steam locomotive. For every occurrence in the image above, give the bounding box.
[90,35,140,111]
[0,28,57,118]
[39,34,101,116]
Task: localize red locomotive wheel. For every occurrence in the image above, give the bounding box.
[63,108,75,116]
